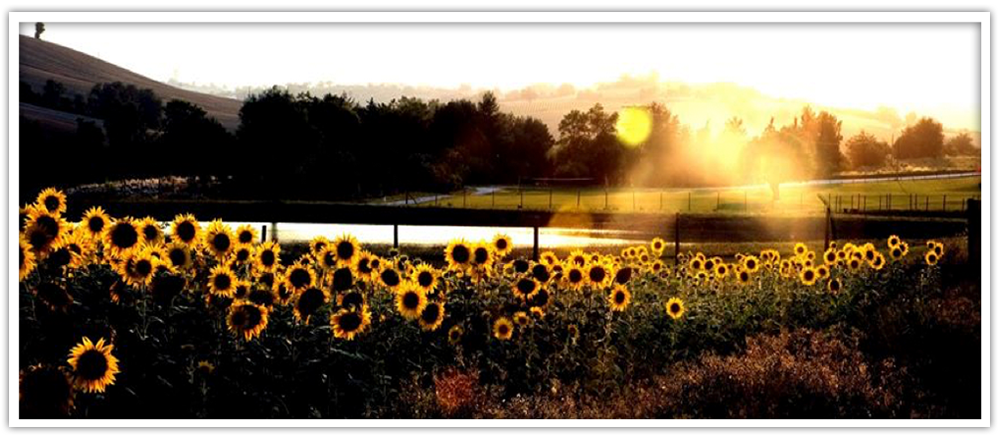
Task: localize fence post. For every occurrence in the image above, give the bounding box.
[577,189,581,208]
[862,195,866,213]
[674,212,681,266]
[261,225,267,243]
[532,226,540,262]
[967,199,980,282]
[393,224,399,249]
[520,188,524,208]
[270,222,278,242]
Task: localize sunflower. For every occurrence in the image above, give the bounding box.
[828,277,842,294]
[235,224,258,247]
[378,264,403,291]
[208,265,237,297]
[329,234,360,266]
[794,242,807,256]
[564,265,586,290]
[19,364,75,418]
[411,263,439,294]
[799,267,818,286]
[66,337,119,393]
[470,241,494,268]
[889,246,904,260]
[540,250,558,266]
[25,206,68,255]
[614,265,634,285]
[512,277,540,299]
[79,206,111,241]
[202,220,235,258]
[447,325,464,345]
[351,251,377,281]
[317,247,337,270]
[523,262,548,283]
[650,237,666,256]
[714,263,730,279]
[665,297,685,320]
[568,250,588,267]
[395,282,427,320]
[284,263,316,295]
[512,259,530,273]
[309,237,330,257]
[443,239,473,270]
[528,287,551,308]
[869,254,886,271]
[231,245,254,267]
[227,301,269,341]
[248,287,278,309]
[136,217,164,245]
[122,249,158,287]
[35,187,68,215]
[331,305,372,340]
[492,233,513,257]
[251,241,280,274]
[160,242,190,270]
[586,264,612,289]
[608,285,631,312]
[231,279,251,300]
[898,242,910,256]
[924,251,939,266]
[493,317,514,340]
[688,257,704,272]
[822,249,838,266]
[292,287,328,324]
[418,302,446,331]
[170,214,201,245]
[815,263,830,278]
[888,235,901,248]
[933,242,945,257]
[19,235,36,281]
[511,311,530,327]
[848,257,863,271]
[736,268,751,284]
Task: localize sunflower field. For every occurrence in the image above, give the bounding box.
[18,188,979,419]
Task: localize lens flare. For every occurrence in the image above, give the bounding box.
[615,106,652,147]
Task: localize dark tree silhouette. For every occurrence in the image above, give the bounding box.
[893,117,944,159]
[845,131,891,169]
[34,23,44,39]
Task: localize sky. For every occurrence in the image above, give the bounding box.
[18,22,981,130]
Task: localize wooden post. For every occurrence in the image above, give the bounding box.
[393,224,399,248]
[967,199,981,282]
[577,189,581,208]
[674,212,681,266]
[549,188,553,210]
[520,188,524,208]
[270,222,278,242]
[688,192,692,212]
[532,226,540,261]
[850,194,854,210]
[261,225,267,243]
[862,195,866,213]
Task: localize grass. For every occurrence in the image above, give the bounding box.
[415,176,981,214]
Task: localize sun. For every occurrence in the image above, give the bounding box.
[615,106,653,148]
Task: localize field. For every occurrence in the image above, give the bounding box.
[404,175,981,214]
[17,188,981,419]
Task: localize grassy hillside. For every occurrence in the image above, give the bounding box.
[19,35,241,130]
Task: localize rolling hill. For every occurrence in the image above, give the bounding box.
[19,35,241,130]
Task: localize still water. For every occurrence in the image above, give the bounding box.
[215,222,645,249]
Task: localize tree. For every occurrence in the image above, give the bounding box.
[893,117,944,159]
[88,82,163,149]
[34,23,44,39]
[42,79,65,109]
[813,111,845,175]
[236,87,319,196]
[845,131,890,169]
[944,132,977,156]
[160,100,233,179]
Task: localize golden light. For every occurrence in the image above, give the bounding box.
[615,106,653,148]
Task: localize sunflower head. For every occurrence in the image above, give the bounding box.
[36,188,68,215]
[540,251,558,266]
[20,363,75,418]
[665,297,685,320]
[284,263,315,294]
[203,220,235,258]
[26,207,68,256]
[888,235,901,248]
[227,301,269,341]
[170,214,201,245]
[816,264,830,279]
[586,263,610,288]
[492,317,514,340]
[470,242,493,267]
[447,325,464,345]
[331,305,372,340]
[794,243,807,256]
[332,234,361,266]
[236,225,258,247]
[395,281,427,320]
[378,265,403,291]
[614,266,633,285]
[80,207,110,240]
[138,217,163,245]
[208,265,237,297]
[800,267,818,285]
[737,269,751,284]
[66,337,119,394]
[353,251,377,281]
[254,241,281,272]
[609,285,630,312]
[925,251,939,266]
[412,263,439,294]
[564,265,586,290]
[828,277,842,294]
[444,239,472,270]
[34,281,74,312]
[418,302,446,331]
[513,277,539,299]
[293,287,328,324]
[492,233,512,257]
[19,235,37,281]
[531,263,551,283]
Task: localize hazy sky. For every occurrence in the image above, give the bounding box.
[19,22,981,129]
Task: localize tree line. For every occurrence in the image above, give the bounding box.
[20,79,977,203]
